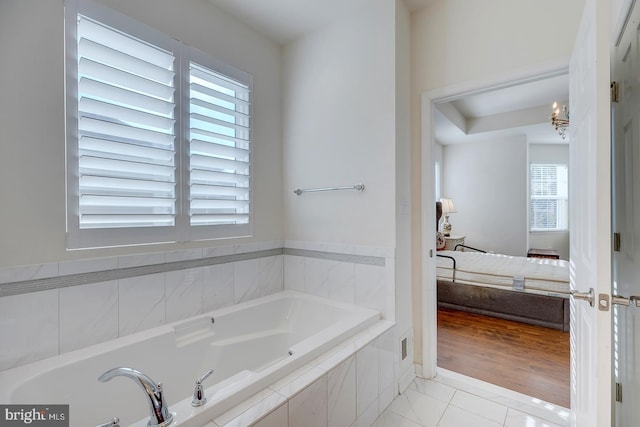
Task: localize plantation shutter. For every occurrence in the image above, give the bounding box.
[188,63,251,226]
[76,15,176,229]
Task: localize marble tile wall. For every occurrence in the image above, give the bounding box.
[0,240,407,427]
[0,240,398,379]
[0,242,284,371]
[283,241,395,321]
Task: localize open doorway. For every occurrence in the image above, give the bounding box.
[423,67,572,407]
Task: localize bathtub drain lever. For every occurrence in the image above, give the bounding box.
[191,369,214,407]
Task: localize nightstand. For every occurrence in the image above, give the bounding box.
[444,235,465,251]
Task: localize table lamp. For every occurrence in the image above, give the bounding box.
[440,197,456,236]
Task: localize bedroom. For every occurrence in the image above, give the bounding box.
[433,75,570,261]
[432,73,572,405]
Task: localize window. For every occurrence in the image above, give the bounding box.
[65,0,252,248]
[434,161,441,202]
[530,164,568,231]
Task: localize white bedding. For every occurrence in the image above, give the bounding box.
[436,250,570,297]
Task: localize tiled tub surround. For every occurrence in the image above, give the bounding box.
[203,321,396,427]
[0,243,285,372]
[0,241,395,372]
[0,292,388,427]
[283,240,395,321]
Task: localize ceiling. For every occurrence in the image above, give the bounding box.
[208,0,436,45]
[206,0,569,145]
[435,74,570,145]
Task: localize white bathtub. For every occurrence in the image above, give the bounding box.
[0,291,380,427]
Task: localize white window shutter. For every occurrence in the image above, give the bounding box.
[66,2,254,247]
[76,15,177,229]
[188,63,251,226]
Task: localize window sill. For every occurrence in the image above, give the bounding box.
[529,229,569,234]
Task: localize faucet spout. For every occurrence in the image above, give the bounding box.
[99,367,173,427]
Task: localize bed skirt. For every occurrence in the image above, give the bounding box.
[437,280,569,332]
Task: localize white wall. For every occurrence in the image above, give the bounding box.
[438,141,570,260]
[282,0,396,247]
[528,143,570,260]
[0,0,283,267]
[411,0,584,92]
[443,137,528,256]
[394,0,414,390]
[282,0,413,399]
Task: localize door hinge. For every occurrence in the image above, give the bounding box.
[611,81,620,103]
[614,232,621,252]
[616,382,623,402]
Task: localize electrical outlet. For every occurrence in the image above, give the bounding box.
[401,337,408,360]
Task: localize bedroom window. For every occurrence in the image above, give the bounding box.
[65,0,252,248]
[434,161,441,201]
[530,164,568,231]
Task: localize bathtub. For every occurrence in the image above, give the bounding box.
[0,291,380,427]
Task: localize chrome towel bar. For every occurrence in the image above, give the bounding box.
[293,183,365,195]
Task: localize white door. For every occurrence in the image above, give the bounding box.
[612,1,640,425]
[569,0,612,425]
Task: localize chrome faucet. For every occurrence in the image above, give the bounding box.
[191,369,214,407]
[98,367,173,427]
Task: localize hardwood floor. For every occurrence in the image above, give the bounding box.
[437,307,570,408]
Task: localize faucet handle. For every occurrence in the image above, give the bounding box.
[191,369,214,407]
[197,369,214,384]
[96,417,120,427]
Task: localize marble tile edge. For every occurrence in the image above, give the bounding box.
[283,248,385,266]
[0,248,284,298]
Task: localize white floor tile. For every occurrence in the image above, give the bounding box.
[438,406,502,427]
[372,410,423,427]
[449,390,508,424]
[386,388,447,427]
[504,408,564,427]
[378,371,571,427]
[434,369,570,426]
[409,377,456,404]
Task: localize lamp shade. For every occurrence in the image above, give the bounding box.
[440,198,456,214]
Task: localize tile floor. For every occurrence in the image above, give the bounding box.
[373,369,571,427]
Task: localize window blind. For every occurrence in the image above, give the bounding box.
[188,63,251,226]
[530,164,568,230]
[76,15,176,229]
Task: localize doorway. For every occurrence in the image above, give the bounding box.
[420,65,572,406]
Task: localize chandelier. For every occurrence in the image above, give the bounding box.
[551,101,570,139]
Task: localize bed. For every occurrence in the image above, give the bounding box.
[436,248,570,331]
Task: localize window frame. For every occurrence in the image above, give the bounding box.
[529,163,569,232]
[65,0,253,249]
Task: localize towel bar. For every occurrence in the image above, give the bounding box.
[293,184,365,195]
